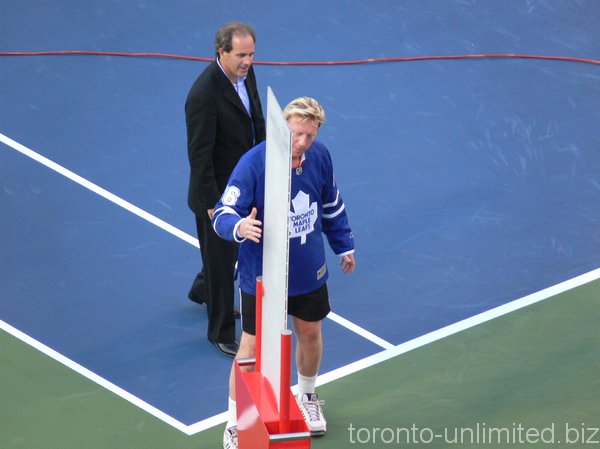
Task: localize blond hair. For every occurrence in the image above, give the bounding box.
[283,97,326,128]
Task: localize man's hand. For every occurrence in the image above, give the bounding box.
[207,209,214,220]
[340,253,356,273]
[237,207,262,243]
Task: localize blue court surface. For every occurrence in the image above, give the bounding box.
[2,0,600,433]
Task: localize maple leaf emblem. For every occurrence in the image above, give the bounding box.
[289,191,317,244]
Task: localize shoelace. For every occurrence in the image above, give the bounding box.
[302,398,325,420]
[225,427,237,449]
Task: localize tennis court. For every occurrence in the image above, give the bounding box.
[2,1,600,447]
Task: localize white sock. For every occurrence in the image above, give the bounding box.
[226,397,237,428]
[297,373,317,396]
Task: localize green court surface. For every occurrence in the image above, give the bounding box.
[2,279,599,449]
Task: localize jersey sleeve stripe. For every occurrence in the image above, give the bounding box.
[322,202,346,219]
[323,190,340,208]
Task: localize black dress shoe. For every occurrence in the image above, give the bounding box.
[214,341,239,357]
[188,272,205,305]
[234,306,241,319]
[187,290,205,305]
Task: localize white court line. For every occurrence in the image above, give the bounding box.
[3,133,599,435]
[327,312,395,350]
[0,320,226,435]
[0,133,199,248]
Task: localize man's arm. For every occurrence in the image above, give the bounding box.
[185,84,221,210]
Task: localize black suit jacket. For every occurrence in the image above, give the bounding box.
[185,61,266,214]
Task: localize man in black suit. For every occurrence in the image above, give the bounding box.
[185,22,266,357]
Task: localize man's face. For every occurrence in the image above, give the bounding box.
[218,33,255,82]
[288,116,319,160]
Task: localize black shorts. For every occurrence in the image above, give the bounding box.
[240,283,330,335]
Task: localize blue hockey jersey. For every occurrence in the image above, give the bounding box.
[212,139,354,296]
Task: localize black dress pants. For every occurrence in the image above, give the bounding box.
[194,213,238,344]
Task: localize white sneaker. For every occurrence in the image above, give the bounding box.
[297,393,326,436]
[223,425,238,449]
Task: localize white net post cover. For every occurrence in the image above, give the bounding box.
[261,87,292,410]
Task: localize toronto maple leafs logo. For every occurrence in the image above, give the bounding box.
[289,190,317,244]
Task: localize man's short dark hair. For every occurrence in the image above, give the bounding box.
[214,22,256,57]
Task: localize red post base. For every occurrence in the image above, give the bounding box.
[235,361,310,449]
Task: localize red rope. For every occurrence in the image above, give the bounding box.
[1,50,599,66]
[0,50,213,62]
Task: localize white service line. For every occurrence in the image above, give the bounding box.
[0,133,199,248]
[327,312,395,350]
